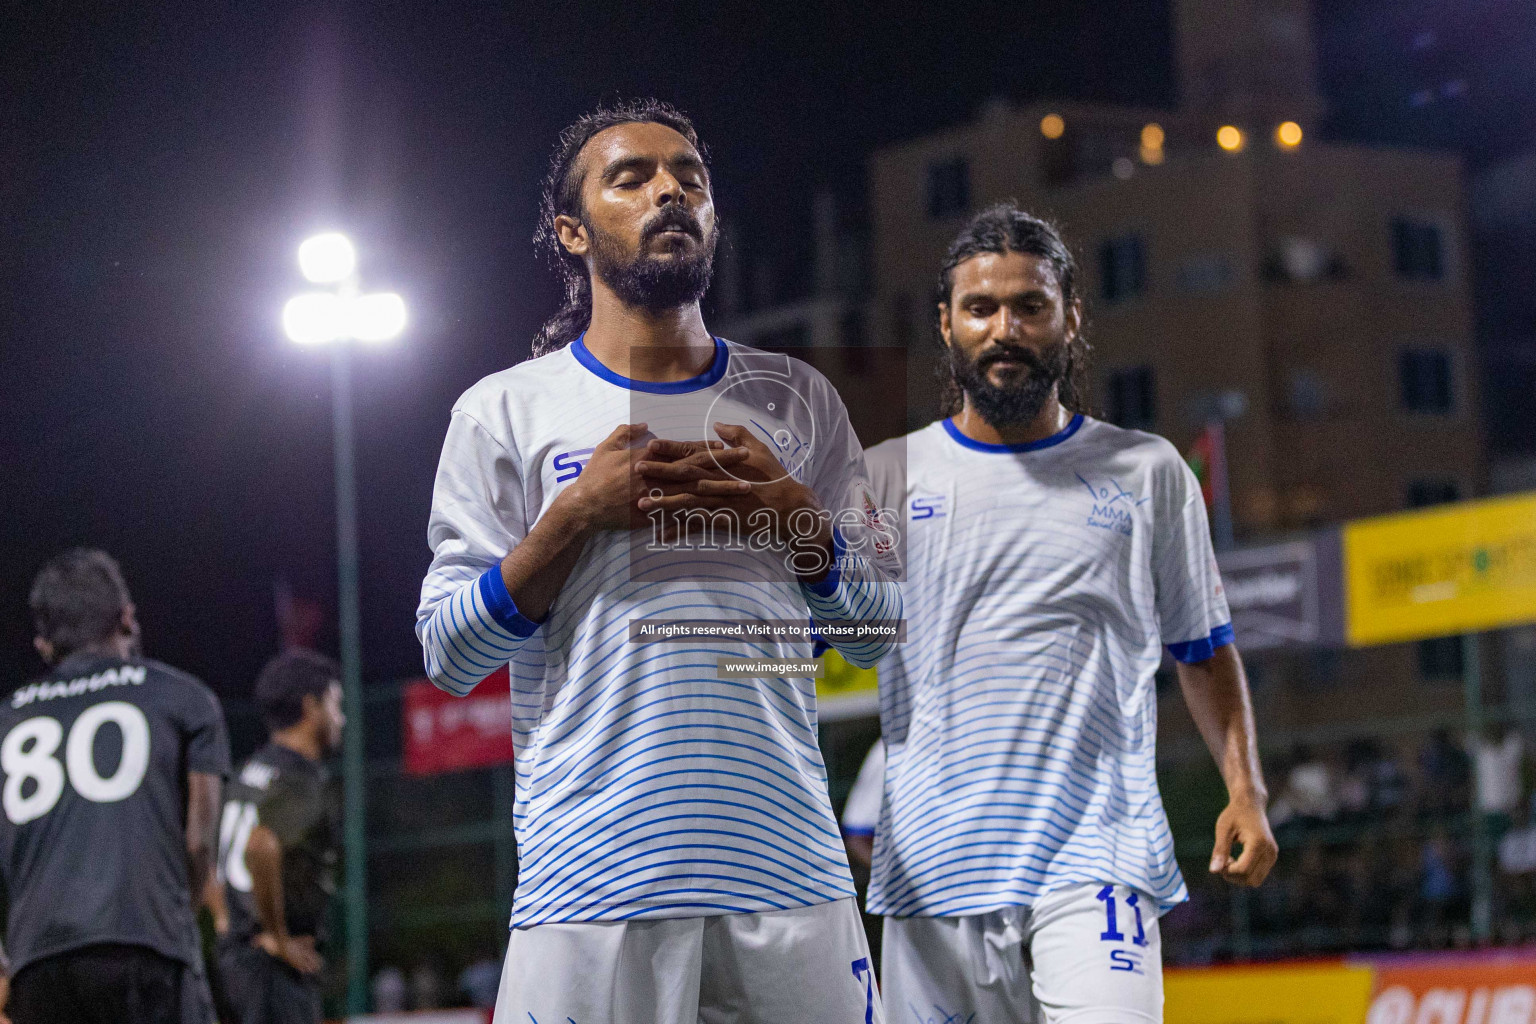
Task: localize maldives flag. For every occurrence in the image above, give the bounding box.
[1186,424,1219,508]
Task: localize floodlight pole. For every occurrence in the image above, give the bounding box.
[1466,632,1491,944]
[331,342,369,1013]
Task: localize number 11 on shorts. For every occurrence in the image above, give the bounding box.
[1096,885,1148,975]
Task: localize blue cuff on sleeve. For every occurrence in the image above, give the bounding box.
[841,825,875,838]
[477,566,542,638]
[1167,621,1236,664]
[808,617,832,657]
[803,526,848,599]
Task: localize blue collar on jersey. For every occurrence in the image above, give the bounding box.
[570,334,730,394]
[942,412,1084,453]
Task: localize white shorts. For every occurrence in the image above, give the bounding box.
[882,883,1163,1024]
[493,897,884,1024]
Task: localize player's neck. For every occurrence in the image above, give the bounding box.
[583,285,715,383]
[952,392,1071,447]
[271,725,323,763]
[55,636,136,666]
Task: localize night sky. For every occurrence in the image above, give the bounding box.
[2,1,1521,704]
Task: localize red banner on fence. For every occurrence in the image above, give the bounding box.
[1365,951,1536,1024]
[401,666,514,776]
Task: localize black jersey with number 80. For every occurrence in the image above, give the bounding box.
[0,653,230,975]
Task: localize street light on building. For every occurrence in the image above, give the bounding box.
[283,231,404,1014]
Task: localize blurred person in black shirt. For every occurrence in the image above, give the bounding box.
[0,549,229,1024]
[214,650,343,1024]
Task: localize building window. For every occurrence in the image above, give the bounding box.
[1407,479,1460,508]
[1286,371,1330,420]
[1417,636,1464,681]
[1392,218,1445,280]
[926,157,970,219]
[1176,253,1236,294]
[1100,234,1147,304]
[1263,237,1345,283]
[1107,366,1156,430]
[1400,348,1454,414]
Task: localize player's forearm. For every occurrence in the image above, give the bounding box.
[419,499,594,695]
[184,772,221,898]
[1177,645,1267,803]
[245,827,290,942]
[498,496,596,622]
[801,528,903,669]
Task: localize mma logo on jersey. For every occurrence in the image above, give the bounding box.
[551,447,596,483]
[1077,472,1146,536]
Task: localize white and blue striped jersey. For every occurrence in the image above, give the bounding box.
[864,414,1231,918]
[416,337,901,927]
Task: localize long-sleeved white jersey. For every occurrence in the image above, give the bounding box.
[417,336,901,927]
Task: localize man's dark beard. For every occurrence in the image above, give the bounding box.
[950,339,1068,427]
[589,206,718,311]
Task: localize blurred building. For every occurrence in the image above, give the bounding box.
[1470,151,1536,457]
[1313,0,1536,460]
[866,0,1487,726]
[716,196,906,446]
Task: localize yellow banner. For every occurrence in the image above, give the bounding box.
[1166,962,1375,1024]
[1343,491,1536,646]
[815,649,879,721]
[816,649,878,698]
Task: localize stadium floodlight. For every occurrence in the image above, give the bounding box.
[297,232,358,284]
[282,292,406,345]
[349,292,407,342]
[282,230,404,1013]
[283,292,348,345]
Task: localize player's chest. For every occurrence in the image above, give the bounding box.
[902,460,1153,576]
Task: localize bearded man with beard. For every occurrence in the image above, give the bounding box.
[861,204,1277,1023]
[415,100,899,1024]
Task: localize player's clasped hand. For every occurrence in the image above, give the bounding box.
[557,423,661,531]
[637,423,828,550]
[1209,794,1279,887]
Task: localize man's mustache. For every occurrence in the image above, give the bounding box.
[641,207,704,244]
[974,345,1047,372]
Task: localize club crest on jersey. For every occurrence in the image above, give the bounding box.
[1076,472,1147,536]
[551,446,596,483]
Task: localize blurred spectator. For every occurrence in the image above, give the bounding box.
[1500,804,1536,876]
[1418,729,1472,817]
[1337,743,1372,819]
[1417,828,1463,946]
[410,962,444,1010]
[371,965,406,1013]
[1338,738,1408,819]
[1498,801,1536,942]
[458,954,501,1009]
[1269,745,1338,827]
[1475,725,1525,823]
